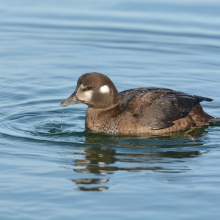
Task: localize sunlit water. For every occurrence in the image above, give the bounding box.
[1,0,220,219]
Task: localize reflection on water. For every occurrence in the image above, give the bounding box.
[69,127,208,191]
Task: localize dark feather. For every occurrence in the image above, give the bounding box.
[119,87,213,130]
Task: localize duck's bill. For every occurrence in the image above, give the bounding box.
[60,91,81,107]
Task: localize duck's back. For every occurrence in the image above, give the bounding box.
[117,87,213,133]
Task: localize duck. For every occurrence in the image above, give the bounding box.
[60,72,219,134]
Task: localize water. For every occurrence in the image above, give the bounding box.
[1,0,220,219]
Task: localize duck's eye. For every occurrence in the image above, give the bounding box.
[84,86,92,91]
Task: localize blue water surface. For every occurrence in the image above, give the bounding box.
[1,0,220,219]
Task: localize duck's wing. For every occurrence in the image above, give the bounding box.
[119,88,212,130]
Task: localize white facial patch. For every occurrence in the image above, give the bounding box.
[100,85,110,93]
[84,90,92,101]
[77,85,93,102]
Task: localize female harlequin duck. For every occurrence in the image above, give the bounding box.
[60,72,219,134]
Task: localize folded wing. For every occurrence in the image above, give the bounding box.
[119,88,212,130]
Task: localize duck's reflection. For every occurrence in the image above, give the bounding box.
[71,178,109,191]
[70,126,209,191]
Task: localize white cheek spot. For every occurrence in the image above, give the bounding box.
[84,90,92,101]
[100,85,110,93]
[84,91,92,102]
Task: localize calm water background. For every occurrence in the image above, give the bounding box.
[1,0,220,219]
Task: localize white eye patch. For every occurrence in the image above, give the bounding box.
[100,85,110,93]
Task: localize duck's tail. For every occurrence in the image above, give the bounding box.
[208,118,220,124]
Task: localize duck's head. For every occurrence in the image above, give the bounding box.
[60,72,118,109]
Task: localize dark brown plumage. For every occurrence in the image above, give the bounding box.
[60,72,219,134]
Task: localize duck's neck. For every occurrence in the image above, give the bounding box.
[85,104,120,132]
